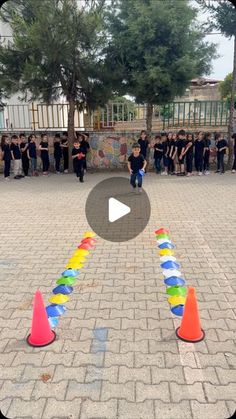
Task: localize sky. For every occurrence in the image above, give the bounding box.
[192,0,234,80]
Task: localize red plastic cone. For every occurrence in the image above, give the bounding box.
[27,289,56,347]
[78,242,92,250]
[81,237,96,246]
[176,287,205,342]
[155,228,169,235]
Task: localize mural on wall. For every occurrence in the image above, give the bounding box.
[87,134,133,168]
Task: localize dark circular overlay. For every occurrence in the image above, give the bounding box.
[85,177,151,242]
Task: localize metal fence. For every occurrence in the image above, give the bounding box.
[0,100,230,132]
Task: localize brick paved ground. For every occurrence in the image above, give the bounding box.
[0,172,235,419]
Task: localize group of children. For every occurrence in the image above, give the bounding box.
[0,132,90,181]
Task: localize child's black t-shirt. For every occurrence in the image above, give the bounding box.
[154,143,163,159]
[80,139,90,155]
[185,140,194,156]
[217,139,228,154]
[162,141,168,156]
[10,143,21,159]
[138,139,148,157]
[54,141,62,157]
[177,139,186,155]
[168,140,176,157]
[195,140,204,156]
[2,144,11,161]
[204,139,211,149]
[128,154,145,173]
[40,141,49,156]
[20,142,28,158]
[28,142,37,159]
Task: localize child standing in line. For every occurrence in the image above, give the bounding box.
[184,132,194,177]
[161,132,169,176]
[19,133,30,177]
[194,131,205,176]
[1,134,11,181]
[167,132,174,175]
[10,135,24,179]
[53,133,62,174]
[72,139,85,182]
[39,133,50,175]
[27,134,38,176]
[176,130,186,176]
[61,131,69,173]
[153,134,163,174]
[128,143,147,192]
[203,132,211,175]
[231,133,236,173]
[216,132,228,174]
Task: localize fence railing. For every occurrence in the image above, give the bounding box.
[0,100,230,132]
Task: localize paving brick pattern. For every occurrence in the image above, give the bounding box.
[0,172,236,419]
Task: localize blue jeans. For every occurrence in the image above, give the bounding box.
[130,172,142,188]
[155,158,162,173]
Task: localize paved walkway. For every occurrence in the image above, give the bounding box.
[0,172,235,419]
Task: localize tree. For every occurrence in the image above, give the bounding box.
[0,0,112,163]
[219,73,233,99]
[197,0,236,164]
[105,0,217,135]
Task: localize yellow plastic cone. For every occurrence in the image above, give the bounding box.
[168,295,186,305]
[83,231,96,238]
[65,262,83,270]
[75,249,89,256]
[159,249,174,256]
[49,293,69,304]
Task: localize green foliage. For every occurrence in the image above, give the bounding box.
[196,0,236,38]
[219,73,233,99]
[0,0,111,110]
[105,0,217,106]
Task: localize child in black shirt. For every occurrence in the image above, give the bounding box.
[54,133,62,174]
[39,133,50,175]
[61,131,69,173]
[19,133,29,177]
[231,133,236,173]
[79,133,90,172]
[183,133,194,176]
[27,134,38,176]
[203,132,211,175]
[72,139,85,182]
[216,133,228,174]
[128,143,147,192]
[194,132,205,175]
[161,132,169,176]
[153,135,163,174]
[176,130,186,176]
[1,134,11,180]
[10,135,23,179]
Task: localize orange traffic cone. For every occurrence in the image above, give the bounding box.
[176,287,205,342]
[27,289,56,347]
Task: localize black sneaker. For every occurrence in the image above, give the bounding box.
[14,175,21,179]
[80,179,84,183]
[215,170,220,173]
[19,175,25,178]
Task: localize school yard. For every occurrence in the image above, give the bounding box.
[0,172,235,419]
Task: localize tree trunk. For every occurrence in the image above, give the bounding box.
[67,97,76,172]
[228,34,236,167]
[146,103,153,137]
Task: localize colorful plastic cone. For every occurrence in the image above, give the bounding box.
[166,286,187,296]
[156,233,170,240]
[159,249,174,256]
[168,295,186,305]
[157,238,171,245]
[176,287,205,342]
[49,294,69,304]
[160,255,177,263]
[164,277,185,286]
[48,317,59,328]
[158,242,174,250]
[161,261,180,270]
[27,289,56,347]
[61,269,78,277]
[75,249,89,256]
[46,304,66,317]
[78,243,92,250]
[71,251,86,261]
[83,231,96,238]
[171,305,184,316]
[56,276,77,286]
[81,237,96,245]
[53,285,73,295]
[163,269,182,278]
[155,228,170,235]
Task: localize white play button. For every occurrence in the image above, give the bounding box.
[108,197,131,223]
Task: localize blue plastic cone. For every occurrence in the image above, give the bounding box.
[164,276,186,286]
[171,305,184,316]
[61,269,79,277]
[158,242,174,250]
[161,261,180,270]
[46,304,66,317]
[53,285,73,295]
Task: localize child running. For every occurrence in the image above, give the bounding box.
[72,139,85,182]
[128,143,147,192]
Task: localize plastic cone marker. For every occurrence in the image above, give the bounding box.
[61,269,78,277]
[158,242,174,250]
[168,295,186,306]
[46,304,66,317]
[171,305,184,316]
[48,317,59,328]
[155,228,170,235]
[56,276,77,286]
[71,251,86,261]
[176,287,205,342]
[49,294,69,304]
[163,269,182,278]
[53,285,73,295]
[157,238,171,245]
[159,249,174,256]
[164,277,186,286]
[75,249,89,256]
[83,231,96,238]
[161,261,180,270]
[166,286,187,296]
[27,290,56,347]
[156,233,170,240]
[78,243,92,251]
[160,255,177,263]
[66,262,83,270]
[81,237,96,245]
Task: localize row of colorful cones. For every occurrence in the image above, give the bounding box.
[155,227,205,343]
[26,231,96,347]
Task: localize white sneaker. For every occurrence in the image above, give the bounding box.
[4,177,10,181]
[64,170,68,174]
[198,172,203,176]
[138,187,142,193]
[232,170,236,173]
[56,171,60,175]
